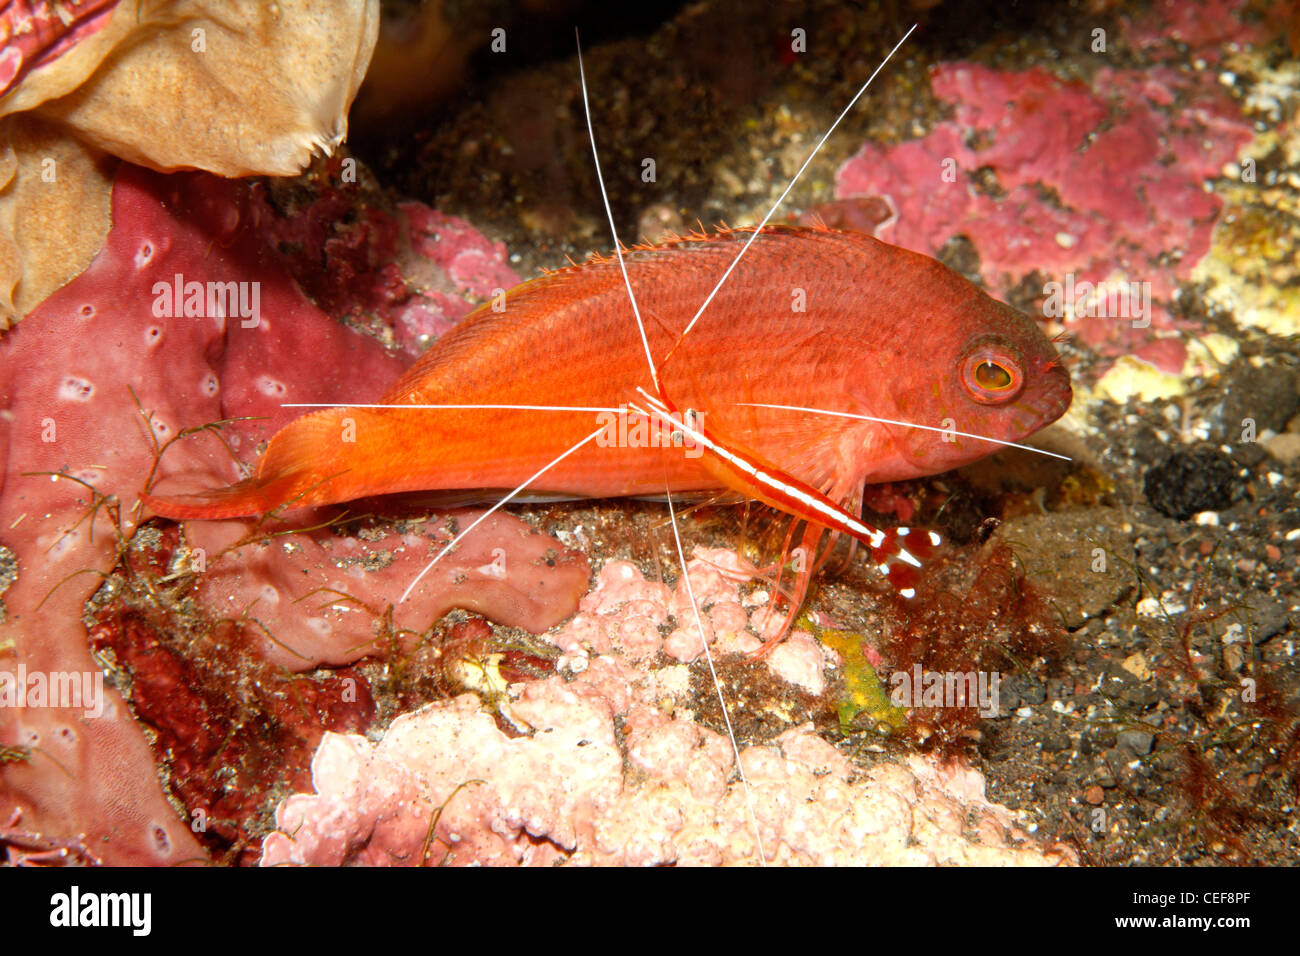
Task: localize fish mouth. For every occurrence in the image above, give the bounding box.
[1013,377,1073,438]
[1044,367,1075,425]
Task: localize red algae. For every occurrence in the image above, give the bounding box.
[876,540,1066,754]
[256,162,521,356]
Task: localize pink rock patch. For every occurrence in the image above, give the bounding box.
[402,204,521,299]
[767,631,827,695]
[544,549,837,690]
[260,680,1077,865]
[186,510,589,672]
[1122,0,1277,58]
[833,4,1263,364]
[254,168,520,358]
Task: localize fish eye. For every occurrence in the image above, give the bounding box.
[975,361,1012,390]
[961,349,1023,404]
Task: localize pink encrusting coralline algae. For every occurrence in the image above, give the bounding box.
[262,554,1077,867]
[834,1,1269,374]
[255,174,521,356]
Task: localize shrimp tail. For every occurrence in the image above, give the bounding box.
[140,408,366,519]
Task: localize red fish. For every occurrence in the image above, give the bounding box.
[142,224,1072,632]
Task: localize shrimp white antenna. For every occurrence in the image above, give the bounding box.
[398,425,606,603]
[283,403,622,413]
[664,486,768,866]
[578,30,769,863]
[734,402,1074,461]
[576,29,660,394]
[672,23,918,350]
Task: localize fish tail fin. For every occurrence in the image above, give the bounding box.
[139,468,322,520]
[141,408,371,520]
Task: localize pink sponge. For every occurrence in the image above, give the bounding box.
[185,510,589,671]
[0,163,583,863]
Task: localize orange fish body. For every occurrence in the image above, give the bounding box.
[141,226,1072,520]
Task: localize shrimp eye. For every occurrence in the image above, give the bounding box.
[961,350,1023,404]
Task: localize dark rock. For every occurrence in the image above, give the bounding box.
[1102,746,1136,783]
[1046,677,1073,702]
[1143,445,1240,520]
[998,681,1022,711]
[1233,441,1268,467]
[1018,678,1047,705]
[936,234,983,286]
[1155,750,1183,773]
[1124,684,1159,709]
[1079,727,1116,756]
